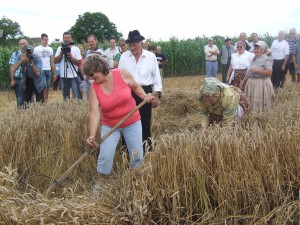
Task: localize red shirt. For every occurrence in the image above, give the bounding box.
[92,69,140,128]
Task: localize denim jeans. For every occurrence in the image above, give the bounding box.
[42,70,52,88]
[206,61,218,78]
[13,78,25,108]
[60,77,82,100]
[97,120,144,175]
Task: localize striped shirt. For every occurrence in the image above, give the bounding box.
[286,38,300,59]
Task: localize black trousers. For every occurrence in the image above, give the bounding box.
[271,59,285,89]
[122,85,153,153]
[24,78,44,104]
[222,60,231,83]
[53,76,61,90]
[133,85,153,152]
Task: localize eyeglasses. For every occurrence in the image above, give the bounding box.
[237,46,243,49]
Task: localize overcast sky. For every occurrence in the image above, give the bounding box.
[1,0,300,43]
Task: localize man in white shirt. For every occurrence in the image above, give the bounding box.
[54,31,82,100]
[118,30,162,152]
[204,38,219,78]
[104,37,119,69]
[270,30,290,88]
[34,33,56,102]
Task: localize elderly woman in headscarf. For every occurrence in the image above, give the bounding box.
[226,41,255,87]
[199,77,248,127]
[239,41,274,112]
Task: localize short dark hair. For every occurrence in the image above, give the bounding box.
[63,31,72,37]
[109,36,116,41]
[41,33,48,39]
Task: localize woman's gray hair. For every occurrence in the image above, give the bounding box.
[82,54,110,77]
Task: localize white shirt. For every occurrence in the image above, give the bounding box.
[204,45,219,61]
[230,51,255,69]
[55,46,81,78]
[104,47,120,68]
[270,39,289,60]
[34,45,53,70]
[118,49,162,92]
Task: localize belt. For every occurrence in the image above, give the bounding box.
[206,60,217,62]
[14,77,22,80]
[141,84,153,88]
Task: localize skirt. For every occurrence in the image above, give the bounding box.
[244,78,274,113]
[230,69,247,88]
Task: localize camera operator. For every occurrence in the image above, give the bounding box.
[54,31,82,100]
[11,45,46,105]
[9,39,28,108]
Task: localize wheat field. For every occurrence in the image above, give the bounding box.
[0,75,299,224]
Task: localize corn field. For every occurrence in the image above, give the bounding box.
[0,76,299,224]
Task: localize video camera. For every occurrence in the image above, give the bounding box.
[25,46,34,61]
[61,41,74,55]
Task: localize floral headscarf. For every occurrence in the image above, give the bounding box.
[200,77,228,97]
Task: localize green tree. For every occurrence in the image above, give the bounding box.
[69,12,122,43]
[0,16,24,46]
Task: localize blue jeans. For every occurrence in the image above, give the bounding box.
[60,77,82,100]
[13,78,25,108]
[206,61,218,78]
[97,120,144,175]
[42,70,51,88]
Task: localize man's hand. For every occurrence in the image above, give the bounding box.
[10,80,16,88]
[152,94,159,108]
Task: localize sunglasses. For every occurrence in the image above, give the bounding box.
[237,46,243,49]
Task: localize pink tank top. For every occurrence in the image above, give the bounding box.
[92,69,140,128]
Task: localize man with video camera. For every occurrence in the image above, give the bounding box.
[54,31,82,100]
[11,44,46,105]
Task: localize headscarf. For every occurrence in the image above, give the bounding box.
[200,77,228,97]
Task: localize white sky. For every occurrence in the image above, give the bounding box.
[1,0,300,43]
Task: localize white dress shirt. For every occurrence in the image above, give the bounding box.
[118,49,162,92]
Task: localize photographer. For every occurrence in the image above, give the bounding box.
[11,45,46,104]
[9,39,28,108]
[54,31,82,100]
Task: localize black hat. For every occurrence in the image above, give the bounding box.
[225,38,231,42]
[125,30,145,44]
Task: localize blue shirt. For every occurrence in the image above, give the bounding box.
[9,50,22,78]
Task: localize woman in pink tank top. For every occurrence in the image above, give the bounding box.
[82,54,154,179]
